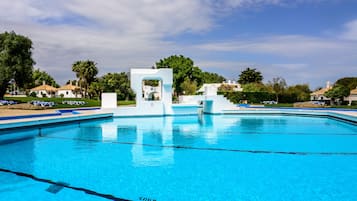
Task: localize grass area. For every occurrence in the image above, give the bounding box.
[331,105,357,109]
[117,100,135,106]
[263,103,294,108]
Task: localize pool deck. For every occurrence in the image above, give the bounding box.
[0,108,60,117]
[0,109,113,130]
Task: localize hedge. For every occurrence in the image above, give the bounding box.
[218,91,300,104]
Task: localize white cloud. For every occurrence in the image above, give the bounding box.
[340,19,357,41]
[65,0,214,36]
[194,35,356,57]
[0,0,355,88]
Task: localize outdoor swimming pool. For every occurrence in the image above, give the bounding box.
[1,114,357,201]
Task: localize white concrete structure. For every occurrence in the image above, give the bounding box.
[101,68,239,116]
[131,68,173,114]
[106,68,173,116]
[180,80,238,114]
[101,93,117,109]
[202,95,238,114]
[57,84,81,98]
[179,95,205,105]
[197,81,243,94]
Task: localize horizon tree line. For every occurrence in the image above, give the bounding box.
[1,31,355,104]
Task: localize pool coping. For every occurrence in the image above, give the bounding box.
[0,111,113,130]
[222,109,357,124]
[0,108,356,131]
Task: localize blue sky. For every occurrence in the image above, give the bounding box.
[1,0,356,89]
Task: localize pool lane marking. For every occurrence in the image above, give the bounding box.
[0,168,130,201]
[40,135,357,156]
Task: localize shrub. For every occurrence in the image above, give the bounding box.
[29,92,37,97]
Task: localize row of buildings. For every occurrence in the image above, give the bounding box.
[310,81,357,105]
[24,80,357,105]
[29,82,82,98]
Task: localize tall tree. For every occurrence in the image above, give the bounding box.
[72,60,98,98]
[0,31,35,99]
[101,72,135,100]
[202,72,226,83]
[267,77,287,103]
[31,68,59,88]
[238,67,263,84]
[287,84,311,102]
[335,77,357,90]
[156,55,203,96]
[324,84,350,105]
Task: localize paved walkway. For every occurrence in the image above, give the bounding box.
[0,109,58,117]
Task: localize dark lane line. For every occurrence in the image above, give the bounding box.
[41,135,357,156]
[0,168,130,201]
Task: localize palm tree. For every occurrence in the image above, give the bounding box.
[72,60,98,98]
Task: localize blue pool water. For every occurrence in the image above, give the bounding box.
[1,115,357,201]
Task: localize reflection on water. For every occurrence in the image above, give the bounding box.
[17,114,355,169]
[239,118,265,131]
[75,126,102,150]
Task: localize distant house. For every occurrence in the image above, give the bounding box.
[310,81,332,102]
[345,88,357,106]
[142,83,161,101]
[197,80,243,95]
[30,82,57,98]
[57,83,82,98]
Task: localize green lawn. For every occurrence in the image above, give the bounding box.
[263,103,294,108]
[117,100,136,106]
[331,105,357,109]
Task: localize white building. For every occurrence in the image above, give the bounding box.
[142,81,161,101]
[57,84,82,98]
[30,82,57,98]
[345,88,357,106]
[197,80,243,94]
[310,81,333,101]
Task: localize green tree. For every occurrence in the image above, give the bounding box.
[238,68,263,84]
[180,78,197,95]
[0,31,35,99]
[101,72,135,100]
[335,77,357,90]
[156,55,203,96]
[144,80,159,87]
[66,80,78,86]
[242,83,270,92]
[72,60,98,98]
[31,68,59,88]
[287,84,311,102]
[202,72,226,83]
[88,80,105,100]
[324,84,350,105]
[267,77,287,103]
